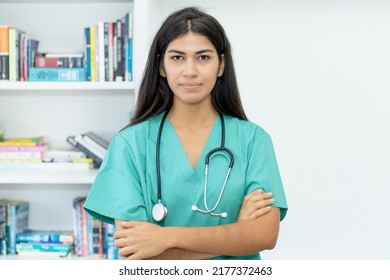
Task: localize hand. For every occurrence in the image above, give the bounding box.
[237,189,274,221]
[114,221,169,260]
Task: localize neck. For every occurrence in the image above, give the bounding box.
[168,104,218,129]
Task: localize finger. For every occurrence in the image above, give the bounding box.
[113,228,133,239]
[114,237,130,248]
[246,192,273,206]
[121,221,141,228]
[249,206,272,219]
[118,245,136,258]
[245,198,274,215]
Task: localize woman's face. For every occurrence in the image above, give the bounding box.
[161,32,224,107]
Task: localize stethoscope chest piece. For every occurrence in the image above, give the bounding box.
[152,201,168,222]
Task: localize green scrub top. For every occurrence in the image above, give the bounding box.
[84,113,288,260]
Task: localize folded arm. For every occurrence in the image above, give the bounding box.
[114,189,277,260]
[115,207,280,260]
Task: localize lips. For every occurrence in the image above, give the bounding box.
[180,83,201,89]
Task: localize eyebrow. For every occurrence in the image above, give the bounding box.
[167,49,215,55]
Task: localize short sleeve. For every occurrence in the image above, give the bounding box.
[245,128,288,221]
[83,133,147,224]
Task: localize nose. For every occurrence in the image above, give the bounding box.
[182,58,198,77]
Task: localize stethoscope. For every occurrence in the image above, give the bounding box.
[152,111,235,222]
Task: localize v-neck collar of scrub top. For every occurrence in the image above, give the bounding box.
[158,113,222,183]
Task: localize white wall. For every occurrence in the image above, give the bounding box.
[161,0,390,259]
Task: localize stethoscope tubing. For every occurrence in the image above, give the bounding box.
[153,111,234,222]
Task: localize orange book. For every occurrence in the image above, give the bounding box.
[0,25,9,80]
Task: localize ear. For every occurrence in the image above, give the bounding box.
[217,54,225,77]
[160,65,166,77]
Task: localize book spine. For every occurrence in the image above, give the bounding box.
[26,39,39,80]
[98,22,105,82]
[104,22,109,82]
[0,202,7,255]
[90,26,96,81]
[72,197,82,256]
[66,136,102,167]
[74,134,105,160]
[18,32,26,81]
[115,19,123,81]
[0,151,42,159]
[108,22,114,81]
[0,26,9,81]
[82,136,107,158]
[0,145,48,152]
[28,68,85,81]
[84,27,91,81]
[8,28,17,81]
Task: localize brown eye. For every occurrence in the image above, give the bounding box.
[198,55,209,61]
[171,56,183,61]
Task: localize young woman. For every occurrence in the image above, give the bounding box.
[84,7,288,260]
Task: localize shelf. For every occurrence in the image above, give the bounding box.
[0,82,135,91]
[0,169,98,184]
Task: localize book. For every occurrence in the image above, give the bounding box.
[6,200,29,254]
[83,131,109,150]
[43,149,85,163]
[35,53,83,68]
[28,67,86,81]
[83,27,91,81]
[90,25,96,81]
[125,12,133,81]
[8,27,20,82]
[16,229,74,244]
[0,136,44,146]
[0,144,49,152]
[66,136,102,168]
[0,151,42,159]
[0,200,8,255]
[74,134,105,160]
[27,38,39,80]
[16,242,72,257]
[0,26,9,81]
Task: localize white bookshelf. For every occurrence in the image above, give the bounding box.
[0,0,165,242]
[0,82,135,91]
[0,169,98,184]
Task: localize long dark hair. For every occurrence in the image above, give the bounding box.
[129,7,247,126]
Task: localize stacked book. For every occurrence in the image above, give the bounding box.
[30,52,85,82]
[66,131,109,168]
[0,134,93,170]
[15,229,74,257]
[0,199,29,255]
[73,197,118,259]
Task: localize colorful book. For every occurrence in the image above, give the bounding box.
[0,144,49,152]
[16,242,72,257]
[0,136,44,146]
[83,27,91,81]
[6,200,29,254]
[16,229,74,244]
[28,67,86,81]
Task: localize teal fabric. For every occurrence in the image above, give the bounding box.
[84,112,288,260]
